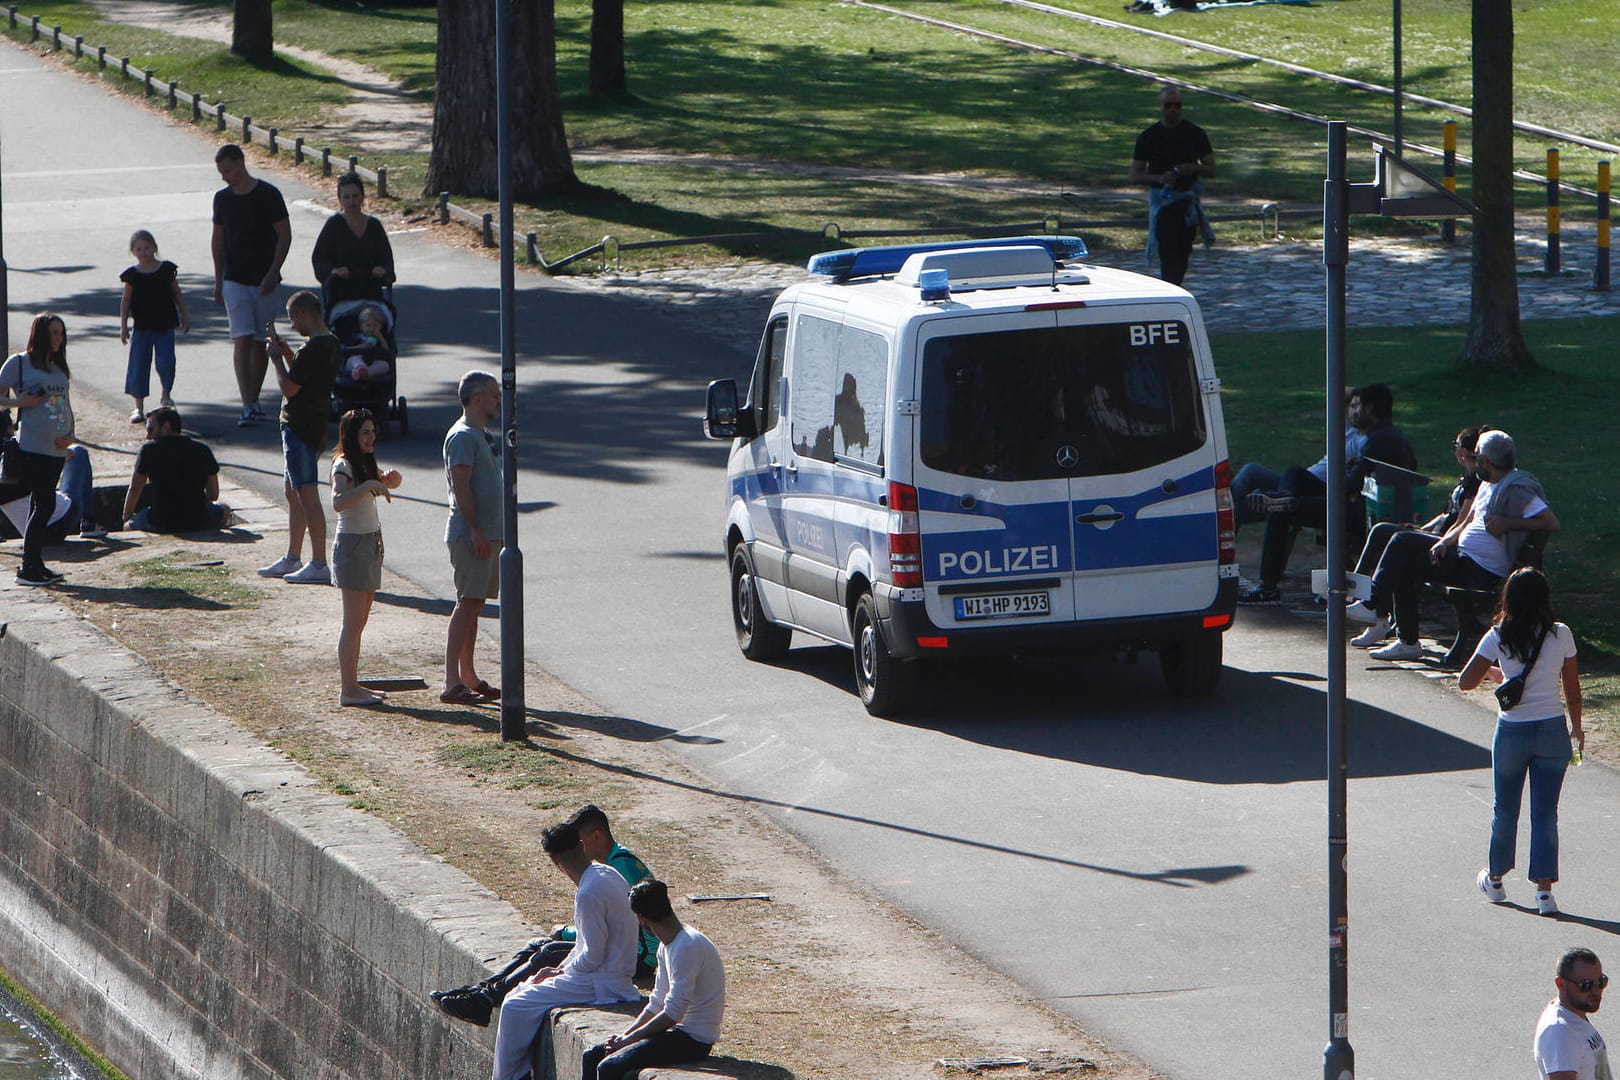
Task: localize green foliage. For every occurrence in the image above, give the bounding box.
[1215,316,1620,653]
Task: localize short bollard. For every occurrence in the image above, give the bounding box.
[1597,161,1611,292]
[73,34,82,57]
[269,128,280,154]
[120,57,129,80]
[348,155,359,175]
[1441,120,1457,244]
[437,192,450,225]
[376,166,389,198]
[97,45,105,69]
[8,7,17,30]
[51,24,59,49]
[321,147,332,177]
[216,102,226,132]
[482,213,494,247]
[191,93,201,122]
[143,69,153,96]
[1545,148,1560,274]
[294,136,305,164]
[29,14,37,41]
[526,233,539,264]
[242,116,251,143]
[167,80,177,108]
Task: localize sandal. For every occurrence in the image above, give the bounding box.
[471,680,501,701]
[439,684,484,705]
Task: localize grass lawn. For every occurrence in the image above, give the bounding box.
[1215,316,1620,668]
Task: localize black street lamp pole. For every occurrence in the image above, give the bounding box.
[1,125,9,357]
[495,0,526,741]
[1322,119,1354,1080]
[1393,0,1404,159]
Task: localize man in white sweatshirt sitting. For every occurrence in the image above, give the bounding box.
[579,880,727,1080]
[491,821,640,1080]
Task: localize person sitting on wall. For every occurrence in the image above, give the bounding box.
[432,804,659,1027]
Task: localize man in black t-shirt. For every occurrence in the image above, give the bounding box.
[1128,85,1217,286]
[212,143,292,429]
[122,407,231,533]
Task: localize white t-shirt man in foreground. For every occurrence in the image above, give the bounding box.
[1536,946,1611,1080]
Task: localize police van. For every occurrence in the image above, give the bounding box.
[703,237,1237,715]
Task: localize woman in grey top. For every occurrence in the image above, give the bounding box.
[0,313,76,586]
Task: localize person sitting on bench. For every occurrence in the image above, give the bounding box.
[1349,429,1558,661]
[1238,383,1414,604]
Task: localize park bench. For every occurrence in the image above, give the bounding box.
[1430,531,1550,669]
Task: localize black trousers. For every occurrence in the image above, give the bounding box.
[1155,205,1198,285]
[16,450,65,573]
[1370,530,1499,643]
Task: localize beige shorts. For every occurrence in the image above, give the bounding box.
[448,539,500,600]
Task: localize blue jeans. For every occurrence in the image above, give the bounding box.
[581,1030,712,1080]
[1490,716,1571,883]
[125,329,177,399]
[1231,463,1282,526]
[59,444,95,529]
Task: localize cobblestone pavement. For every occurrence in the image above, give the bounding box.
[567,227,1620,356]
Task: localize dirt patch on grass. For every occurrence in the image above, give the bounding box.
[5,391,1156,1080]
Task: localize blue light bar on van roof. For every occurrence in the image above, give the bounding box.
[807,235,1088,280]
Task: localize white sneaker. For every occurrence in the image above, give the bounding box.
[1345,601,1380,624]
[284,561,330,585]
[1350,617,1391,648]
[257,555,302,578]
[1478,868,1507,904]
[1536,891,1558,916]
[1370,640,1424,661]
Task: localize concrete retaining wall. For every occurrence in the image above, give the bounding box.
[0,607,519,1078]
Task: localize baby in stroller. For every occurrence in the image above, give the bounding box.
[328,295,400,421]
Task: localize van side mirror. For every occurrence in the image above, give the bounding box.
[704,379,755,440]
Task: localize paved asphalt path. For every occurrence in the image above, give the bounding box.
[7,39,1620,1080]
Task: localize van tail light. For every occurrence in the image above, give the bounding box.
[1214,460,1237,566]
[888,481,923,587]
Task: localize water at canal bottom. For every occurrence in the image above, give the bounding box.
[0,1008,77,1080]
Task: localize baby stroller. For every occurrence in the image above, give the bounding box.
[326,287,407,434]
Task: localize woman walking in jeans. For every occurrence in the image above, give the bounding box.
[1459,568,1583,916]
[0,313,76,586]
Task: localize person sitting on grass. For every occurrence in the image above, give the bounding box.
[121,406,231,533]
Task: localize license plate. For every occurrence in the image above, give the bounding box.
[954,591,1050,620]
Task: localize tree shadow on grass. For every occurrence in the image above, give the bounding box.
[52,582,233,611]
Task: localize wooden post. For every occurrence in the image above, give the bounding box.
[242,115,252,143]
[482,213,494,247]
[321,147,332,177]
[376,166,388,198]
[438,192,450,224]
[168,80,178,109]
[294,137,305,164]
[216,102,226,132]
[143,69,153,96]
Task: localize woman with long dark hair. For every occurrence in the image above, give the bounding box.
[0,313,76,585]
[330,408,401,706]
[1459,567,1582,915]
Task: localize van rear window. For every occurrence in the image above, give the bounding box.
[919,323,1206,480]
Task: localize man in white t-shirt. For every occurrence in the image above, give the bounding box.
[1536,946,1611,1080]
[580,879,727,1080]
[1357,429,1558,660]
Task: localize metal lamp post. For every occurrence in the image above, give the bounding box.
[1320,121,1471,1080]
[495,0,526,741]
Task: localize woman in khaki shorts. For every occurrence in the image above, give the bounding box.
[330,408,401,706]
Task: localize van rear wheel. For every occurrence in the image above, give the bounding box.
[1160,629,1223,697]
[853,592,917,716]
[731,548,791,661]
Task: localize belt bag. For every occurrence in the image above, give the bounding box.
[1494,627,1548,710]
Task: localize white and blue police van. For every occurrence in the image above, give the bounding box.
[704,237,1238,715]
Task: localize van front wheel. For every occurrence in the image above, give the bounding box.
[731,548,792,661]
[853,592,917,716]
[1160,629,1224,697]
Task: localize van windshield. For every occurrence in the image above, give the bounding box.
[918,322,1206,481]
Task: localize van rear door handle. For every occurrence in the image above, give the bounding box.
[1076,511,1125,525]
[768,459,783,472]
[784,463,798,476]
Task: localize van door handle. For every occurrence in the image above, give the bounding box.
[784,463,798,476]
[1076,511,1125,525]
[768,460,783,472]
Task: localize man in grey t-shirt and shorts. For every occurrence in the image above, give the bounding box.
[441,370,505,705]
[211,144,291,428]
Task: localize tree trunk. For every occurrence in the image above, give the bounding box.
[589,0,628,96]
[426,0,577,200]
[231,0,273,61]
[1461,0,1534,371]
